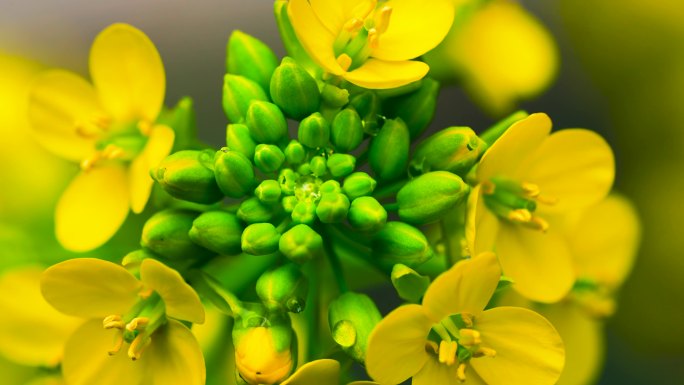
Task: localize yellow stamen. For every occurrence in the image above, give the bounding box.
[473,346,497,358]
[457,363,467,382]
[336,54,353,71]
[102,144,124,160]
[128,334,151,361]
[137,120,153,136]
[461,313,474,328]
[536,194,559,205]
[126,317,150,332]
[438,340,458,366]
[525,216,549,232]
[80,152,102,171]
[355,0,377,20]
[103,315,124,330]
[508,209,532,222]
[368,28,379,49]
[521,182,540,198]
[108,329,125,356]
[459,329,481,346]
[374,6,393,34]
[344,18,364,33]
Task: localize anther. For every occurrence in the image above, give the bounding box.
[457,363,467,382]
[473,347,497,358]
[80,153,102,171]
[344,18,363,33]
[128,334,151,361]
[521,182,540,198]
[368,28,379,49]
[508,209,532,222]
[103,315,124,330]
[126,317,150,332]
[525,216,549,232]
[108,329,125,356]
[438,340,458,366]
[374,6,393,34]
[461,313,474,328]
[459,329,482,347]
[336,54,353,71]
[536,195,559,205]
[137,120,153,136]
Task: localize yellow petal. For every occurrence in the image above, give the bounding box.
[310,0,376,35]
[465,185,500,256]
[413,356,462,385]
[62,319,145,385]
[288,0,343,75]
[27,69,101,162]
[41,258,142,318]
[517,129,615,212]
[140,258,205,324]
[568,195,641,288]
[372,0,454,61]
[366,304,431,384]
[129,124,175,213]
[146,320,206,385]
[0,267,80,367]
[471,307,564,385]
[55,165,130,252]
[496,224,575,303]
[89,23,165,122]
[344,58,428,89]
[477,113,551,183]
[281,359,339,385]
[422,253,500,322]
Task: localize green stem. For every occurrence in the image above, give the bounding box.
[373,178,408,201]
[382,202,399,212]
[324,238,349,293]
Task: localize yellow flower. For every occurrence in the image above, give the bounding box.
[466,113,614,303]
[365,253,564,385]
[41,258,205,385]
[287,0,454,89]
[278,359,376,385]
[28,23,175,252]
[235,326,294,385]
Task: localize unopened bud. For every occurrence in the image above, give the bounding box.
[316,193,350,223]
[331,108,363,152]
[246,101,288,144]
[254,144,285,173]
[369,118,409,181]
[152,149,223,204]
[279,224,323,264]
[327,154,356,178]
[223,74,268,123]
[214,148,256,198]
[371,222,433,268]
[342,172,377,200]
[141,209,212,260]
[255,180,282,203]
[384,78,439,139]
[279,168,298,195]
[241,223,281,255]
[238,197,277,224]
[320,180,341,195]
[298,112,330,149]
[270,57,320,119]
[328,292,381,362]
[284,140,306,165]
[309,156,327,177]
[226,123,257,159]
[233,322,293,385]
[227,30,279,91]
[347,196,387,232]
[397,171,469,225]
[256,263,308,313]
[291,201,317,225]
[411,127,485,176]
[189,211,244,255]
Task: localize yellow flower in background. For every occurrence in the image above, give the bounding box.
[366,253,564,385]
[41,258,205,385]
[466,113,614,303]
[278,359,376,385]
[28,23,175,252]
[235,326,294,384]
[288,0,454,89]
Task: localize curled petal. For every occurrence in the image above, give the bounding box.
[281,359,339,385]
[288,0,343,75]
[344,58,428,89]
[140,258,205,324]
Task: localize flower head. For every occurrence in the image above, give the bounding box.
[288,0,454,89]
[28,23,175,251]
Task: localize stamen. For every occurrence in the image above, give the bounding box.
[536,195,559,205]
[355,0,377,20]
[461,313,474,328]
[457,363,467,382]
[458,329,481,347]
[101,144,124,160]
[128,334,151,361]
[126,317,150,332]
[80,152,102,172]
[374,6,393,34]
[344,18,364,33]
[137,120,153,136]
[473,347,497,358]
[336,54,353,71]
[507,209,532,222]
[524,216,549,232]
[103,315,124,330]
[521,182,540,198]
[438,340,458,366]
[368,28,379,49]
[108,329,125,356]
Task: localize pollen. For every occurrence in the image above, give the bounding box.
[336,54,353,71]
[128,334,152,361]
[458,329,482,347]
[438,340,458,366]
[126,317,150,332]
[473,346,497,358]
[374,6,393,34]
[457,363,467,382]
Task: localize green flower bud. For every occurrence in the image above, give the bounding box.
[320,83,349,108]
[279,168,298,195]
[328,292,381,362]
[411,127,486,176]
[214,148,256,198]
[270,57,320,120]
[141,209,212,260]
[226,123,257,159]
[257,263,309,313]
[309,156,327,177]
[254,144,286,173]
[227,30,279,91]
[298,112,330,149]
[223,74,268,123]
[316,193,350,223]
[238,197,276,224]
[284,140,306,165]
[282,196,298,213]
[342,172,377,200]
[297,163,312,175]
[242,223,280,255]
[384,78,439,139]
[246,101,288,144]
[189,211,244,255]
[327,153,356,178]
[331,108,363,152]
[350,91,381,134]
[391,264,431,303]
[320,180,341,195]
[255,180,282,203]
[279,224,323,264]
[397,171,468,225]
[347,197,387,232]
[292,201,317,225]
[152,149,223,204]
[369,118,409,181]
[371,222,433,268]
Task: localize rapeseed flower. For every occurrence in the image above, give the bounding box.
[278,359,376,384]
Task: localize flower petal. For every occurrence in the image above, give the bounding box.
[465,185,500,256]
[413,357,461,385]
[477,113,551,183]
[422,253,500,322]
[129,124,175,213]
[496,224,575,303]
[471,307,564,385]
[140,258,204,324]
[288,0,343,75]
[62,319,145,385]
[518,129,614,212]
[27,69,101,162]
[281,359,339,385]
[310,0,376,35]
[55,164,130,252]
[41,258,142,318]
[145,320,206,385]
[372,0,454,61]
[366,304,431,384]
[89,23,165,122]
[344,58,428,89]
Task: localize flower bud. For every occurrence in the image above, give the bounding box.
[391,264,431,303]
[246,101,288,144]
[233,322,294,385]
[223,74,268,123]
[331,108,363,152]
[226,123,257,159]
[342,172,377,200]
[152,149,223,204]
[291,201,317,225]
[141,209,212,260]
[320,83,349,108]
[298,112,330,149]
[238,197,276,224]
[297,163,312,175]
[227,30,278,91]
[327,154,356,178]
[411,127,486,176]
[279,168,298,195]
[320,180,341,195]
[371,222,433,268]
[350,91,381,134]
[189,211,244,255]
[284,140,306,165]
[242,223,280,255]
[309,156,327,177]
[369,118,409,181]
[384,78,439,139]
[254,144,285,173]
[255,180,282,203]
[279,224,324,264]
[328,292,381,362]
[214,148,256,198]
[347,197,387,232]
[256,263,308,313]
[316,193,350,223]
[270,57,320,119]
[282,196,298,213]
[397,171,469,225]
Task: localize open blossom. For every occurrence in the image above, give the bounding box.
[28,23,175,252]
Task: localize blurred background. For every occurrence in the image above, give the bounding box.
[1,0,683,383]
